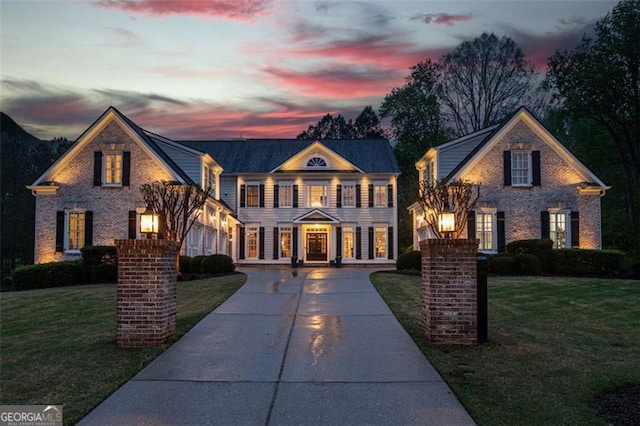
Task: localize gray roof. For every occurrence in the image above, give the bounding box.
[175,139,400,174]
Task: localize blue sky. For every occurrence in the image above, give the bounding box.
[0,0,617,140]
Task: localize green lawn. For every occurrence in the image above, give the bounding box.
[371,273,640,425]
[0,274,246,425]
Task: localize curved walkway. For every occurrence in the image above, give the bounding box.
[80,267,474,425]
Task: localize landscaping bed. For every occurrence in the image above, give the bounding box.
[0,274,246,425]
[371,273,640,425]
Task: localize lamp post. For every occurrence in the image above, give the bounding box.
[438,210,455,239]
[139,207,160,239]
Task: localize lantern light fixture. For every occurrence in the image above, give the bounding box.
[139,206,160,239]
[438,211,455,239]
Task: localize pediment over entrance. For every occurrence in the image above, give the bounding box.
[293,209,340,224]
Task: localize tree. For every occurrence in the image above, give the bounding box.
[416,178,480,239]
[296,106,385,139]
[139,181,212,248]
[545,0,640,249]
[439,33,535,135]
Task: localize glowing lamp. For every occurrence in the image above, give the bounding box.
[438,211,455,238]
[140,207,160,239]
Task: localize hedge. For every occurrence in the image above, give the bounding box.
[506,239,553,273]
[201,254,235,274]
[397,251,421,271]
[188,255,208,274]
[552,249,625,276]
[81,245,117,266]
[489,255,518,275]
[514,253,543,276]
[11,261,88,290]
[179,256,192,273]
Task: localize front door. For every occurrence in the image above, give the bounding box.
[306,232,327,261]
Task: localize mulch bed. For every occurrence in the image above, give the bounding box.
[591,384,640,426]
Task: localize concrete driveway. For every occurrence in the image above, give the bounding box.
[80,267,475,425]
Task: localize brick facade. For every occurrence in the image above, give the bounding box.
[115,239,180,348]
[420,239,478,345]
[34,120,174,264]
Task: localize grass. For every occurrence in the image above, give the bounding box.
[371,273,640,425]
[0,274,246,425]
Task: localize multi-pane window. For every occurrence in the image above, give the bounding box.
[511,151,531,186]
[307,184,328,207]
[104,153,122,185]
[279,184,292,208]
[306,156,327,167]
[343,227,354,258]
[424,159,435,184]
[246,227,258,258]
[374,184,386,207]
[205,166,215,194]
[188,225,203,256]
[375,227,387,258]
[67,211,85,252]
[476,212,494,252]
[550,211,568,249]
[280,227,292,258]
[246,184,259,207]
[342,184,355,207]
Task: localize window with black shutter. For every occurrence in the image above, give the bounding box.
[497,212,506,253]
[128,210,137,239]
[355,227,362,259]
[368,227,374,259]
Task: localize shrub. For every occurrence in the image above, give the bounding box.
[632,259,640,280]
[188,255,208,274]
[506,239,553,273]
[90,264,117,283]
[489,255,517,275]
[514,253,543,276]
[397,251,421,271]
[11,261,88,290]
[201,254,235,274]
[552,249,625,276]
[179,256,192,273]
[81,245,117,266]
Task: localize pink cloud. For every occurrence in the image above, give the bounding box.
[95,0,273,20]
[411,13,474,26]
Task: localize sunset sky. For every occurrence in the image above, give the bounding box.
[0,0,617,140]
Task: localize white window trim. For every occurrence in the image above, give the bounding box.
[245,182,260,208]
[279,225,293,258]
[278,181,293,208]
[476,208,497,254]
[341,181,356,208]
[306,181,329,208]
[549,208,571,249]
[511,151,532,187]
[305,154,328,169]
[374,225,388,259]
[64,209,86,254]
[102,151,123,187]
[373,181,387,208]
[246,225,259,259]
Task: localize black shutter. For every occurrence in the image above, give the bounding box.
[336,226,342,257]
[259,227,265,259]
[368,184,374,208]
[239,227,245,259]
[128,210,137,239]
[259,184,265,208]
[273,227,279,259]
[368,226,374,259]
[355,227,362,259]
[503,151,511,186]
[532,151,541,186]
[240,185,246,208]
[497,211,506,253]
[571,211,580,248]
[273,185,279,208]
[336,185,342,208]
[292,185,299,208]
[388,226,394,260]
[93,151,102,186]
[122,151,131,186]
[387,184,393,208]
[356,184,361,208]
[467,212,476,240]
[292,227,298,258]
[56,211,64,252]
[85,211,93,247]
[541,211,550,239]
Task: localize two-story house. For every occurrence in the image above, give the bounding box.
[410,107,609,252]
[28,107,399,266]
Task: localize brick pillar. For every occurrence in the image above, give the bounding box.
[420,239,479,345]
[115,239,180,348]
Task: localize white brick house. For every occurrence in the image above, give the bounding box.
[29,107,399,266]
[410,107,609,252]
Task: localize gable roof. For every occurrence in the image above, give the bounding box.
[176,138,399,174]
[421,107,607,188]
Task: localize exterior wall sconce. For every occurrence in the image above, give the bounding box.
[140,207,160,239]
[438,211,455,239]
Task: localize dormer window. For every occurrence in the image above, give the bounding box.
[306,156,327,168]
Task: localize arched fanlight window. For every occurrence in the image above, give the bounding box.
[306,156,327,167]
